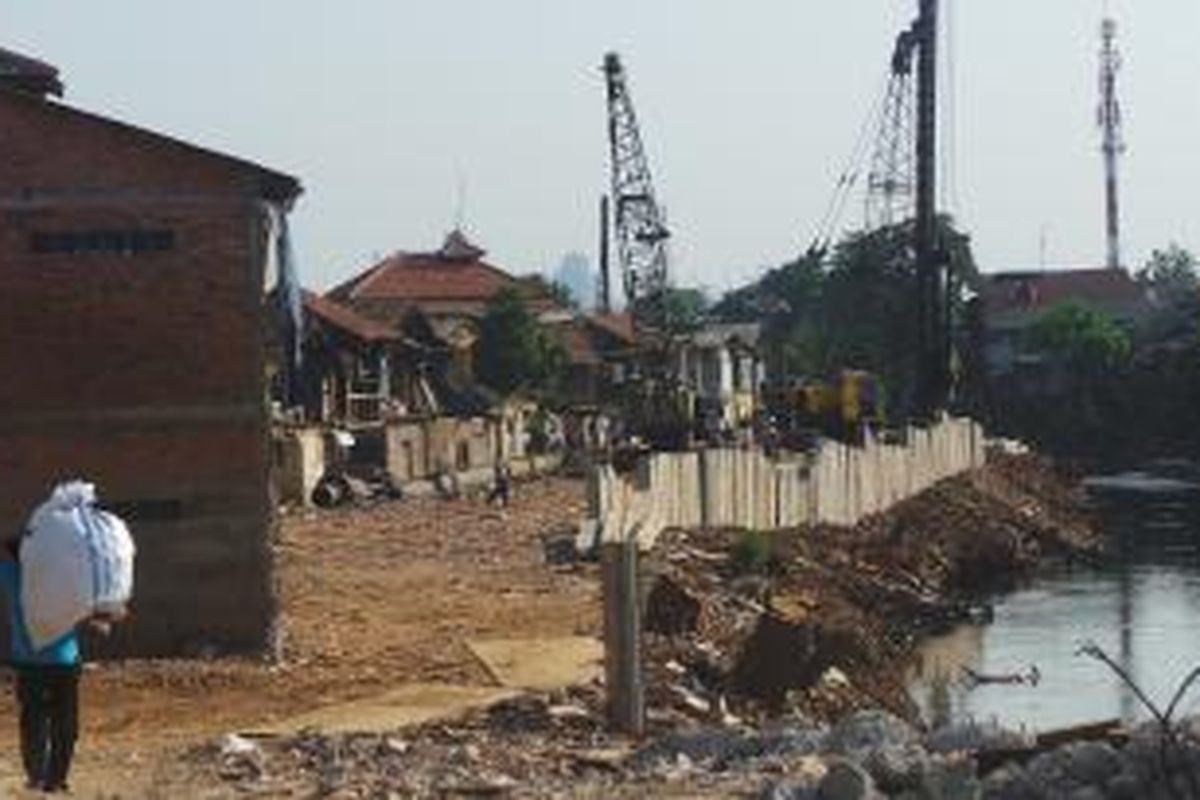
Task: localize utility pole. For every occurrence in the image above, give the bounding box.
[914,0,944,418]
[1098,17,1125,270]
[598,195,612,313]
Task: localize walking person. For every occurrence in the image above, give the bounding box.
[486,461,512,507]
[0,533,118,793]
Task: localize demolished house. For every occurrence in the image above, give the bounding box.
[278,231,590,503]
[0,48,301,656]
[678,322,765,435]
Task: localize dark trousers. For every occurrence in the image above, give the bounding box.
[486,481,510,507]
[15,664,79,790]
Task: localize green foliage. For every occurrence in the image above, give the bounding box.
[714,216,978,418]
[1025,300,1131,371]
[1138,243,1198,303]
[474,288,567,398]
[661,286,709,333]
[730,530,773,575]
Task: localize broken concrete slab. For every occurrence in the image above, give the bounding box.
[466,636,603,691]
[251,683,520,736]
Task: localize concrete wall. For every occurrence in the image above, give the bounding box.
[385,419,430,483]
[586,416,986,547]
[380,415,498,489]
[274,426,326,506]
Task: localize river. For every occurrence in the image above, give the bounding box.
[908,490,1200,733]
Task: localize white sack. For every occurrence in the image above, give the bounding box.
[20,481,136,650]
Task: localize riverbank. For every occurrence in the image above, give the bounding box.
[637,451,1103,727]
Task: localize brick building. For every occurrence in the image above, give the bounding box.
[0,49,301,656]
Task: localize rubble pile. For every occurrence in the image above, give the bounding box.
[205,700,1200,799]
[636,453,1105,726]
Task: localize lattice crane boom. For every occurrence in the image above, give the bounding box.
[865,26,919,230]
[603,52,671,330]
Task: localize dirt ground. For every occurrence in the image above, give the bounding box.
[0,477,598,797]
[0,455,1098,797]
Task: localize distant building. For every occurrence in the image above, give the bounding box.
[677,322,764,431]
[329,229,560,328]
[0,48,301,656]
[979,268,1151,377]
[327,230,567,387]
[550,251,593,310]
[543,312,637,407]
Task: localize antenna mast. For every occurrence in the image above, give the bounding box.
[1098,16,1125,270]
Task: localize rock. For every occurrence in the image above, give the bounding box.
[821,668,851,690]
[1105,772,1142,800]
[919,754,982,800]
[1023,749,1078,796]
[980,763,1041,800]
[1064,788,1105,800]
[219,733,260,757]
[645,575,702,635]
[818,758,883,800]
[861,744,930,793]
[671,683,713,715]
[826,710,921,755]
[631,728,754,771]
[761,777,820,800]
[926,720,1035,754]
[756,723,829,760]
[382,737,409,756]
[1059,741,1123,787]
[217,733,265,782]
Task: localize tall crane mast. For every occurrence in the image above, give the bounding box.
[865,26,919,229]
[913,0,945,419]
[1098,17,1125,270]
[602,52,671,332]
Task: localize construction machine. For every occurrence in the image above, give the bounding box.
[765,370,883,446]
[601,52,696,451]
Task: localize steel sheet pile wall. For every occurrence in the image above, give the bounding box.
[587,416,984,545]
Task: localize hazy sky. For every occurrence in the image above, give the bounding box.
[8,1,1198,296]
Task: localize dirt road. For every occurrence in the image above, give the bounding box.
[0,477,597,796]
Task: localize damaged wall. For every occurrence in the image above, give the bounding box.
[586,416,986,546]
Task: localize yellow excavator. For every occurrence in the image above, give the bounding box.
[767,370,882,445]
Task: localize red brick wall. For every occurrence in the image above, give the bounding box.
[0,90,287,656]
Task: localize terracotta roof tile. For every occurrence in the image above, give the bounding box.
[588,312,636,344]
[981,268,1150,318]
[303,291,400,343]
[328,230,560,314]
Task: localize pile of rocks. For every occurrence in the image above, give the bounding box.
[206,696,1200,799]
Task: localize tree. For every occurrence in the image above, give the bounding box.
[1016,300,1133,455]
[474,289,566,398]
[1025,300,1131,372]
[1137,243,1198,305]
[661,286,709,332]
[712,216,978,418]
[816,216,976,414]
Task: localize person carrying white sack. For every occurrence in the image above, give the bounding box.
[0,482,134,794]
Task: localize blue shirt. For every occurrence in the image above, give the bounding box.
[0,560,80,666]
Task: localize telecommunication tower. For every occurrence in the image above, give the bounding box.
[1098,17,1125,270]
